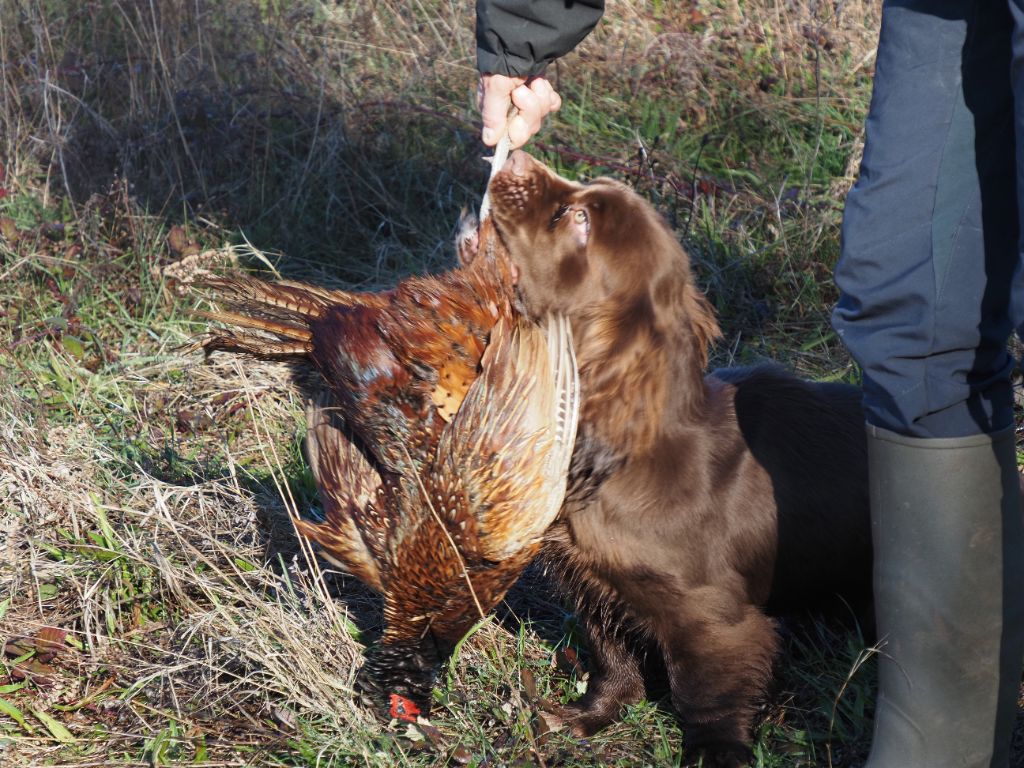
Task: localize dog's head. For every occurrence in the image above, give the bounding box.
[488,151,721,451]
[487,152,673,319]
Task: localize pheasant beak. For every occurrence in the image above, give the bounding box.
[510,261,520,285]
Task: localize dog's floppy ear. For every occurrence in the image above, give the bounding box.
[570,196,722,454]
[689,286,722,370]
[574,296,668,456]
[652,269,721,372]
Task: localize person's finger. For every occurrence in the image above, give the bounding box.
[529,77,561,113]
[479,74,523,146]
[511,83,545,143]
[549,89,563,112]
[507,113,533,149]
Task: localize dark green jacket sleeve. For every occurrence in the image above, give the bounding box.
[476,0,605,77]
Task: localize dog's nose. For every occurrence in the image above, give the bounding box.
[504,150,530,177]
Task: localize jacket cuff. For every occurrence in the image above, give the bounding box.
[476,48,547,78]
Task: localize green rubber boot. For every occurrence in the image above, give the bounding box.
[864,425,1024,768]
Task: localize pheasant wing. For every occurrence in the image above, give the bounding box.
[431,313,580,563]
[296,393,386,592]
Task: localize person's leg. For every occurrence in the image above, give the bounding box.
[834,0,1018,438]
[1008,1,1024,330]
[833,1,1024,765]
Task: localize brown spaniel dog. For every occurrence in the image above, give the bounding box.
[488,151,871,766]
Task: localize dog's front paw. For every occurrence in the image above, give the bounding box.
[553,699,622,737]
[683,734,754,768]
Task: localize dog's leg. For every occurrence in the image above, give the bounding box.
[658,599,779,767]
[560,617,645,736]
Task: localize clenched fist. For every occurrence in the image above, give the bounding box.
[478,74,562,148]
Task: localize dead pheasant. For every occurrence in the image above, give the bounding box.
[194,216,579,721]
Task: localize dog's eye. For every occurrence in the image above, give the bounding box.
[569,206,590,247]
[549,204,570,230]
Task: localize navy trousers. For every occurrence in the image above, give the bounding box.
[833,0,1024,438]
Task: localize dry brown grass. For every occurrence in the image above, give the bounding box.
[1,330,365,760]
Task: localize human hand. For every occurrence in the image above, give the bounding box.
[478,74,562,149]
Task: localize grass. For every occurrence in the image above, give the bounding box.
[2,1,1019,766]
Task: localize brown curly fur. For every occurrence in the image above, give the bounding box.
[488,151,871,766]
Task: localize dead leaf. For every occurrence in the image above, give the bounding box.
[36,626,68,659]
[414,721,446,749]
[520,668,538,701]
[0,216,18,242]
[167,225,188,254]
[11,659,56,687]
[553,647,584,677]
[4,636,33,658]
[271,707,297,731]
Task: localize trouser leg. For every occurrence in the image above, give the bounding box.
[834,2,1024,766]
[833,0,1018,438]
[1008,0,1024,328]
